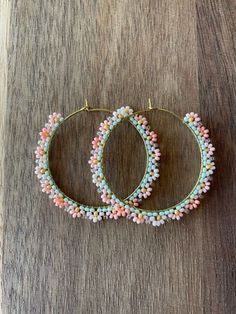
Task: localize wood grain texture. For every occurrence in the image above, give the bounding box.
[197,1,236,312]
[1,0,236,313]
[0,0,10,310]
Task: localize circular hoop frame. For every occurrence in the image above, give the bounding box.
[35,106,160,222]
[90,110,216,227]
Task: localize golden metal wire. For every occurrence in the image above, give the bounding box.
[47,99,203,213]
[64,99,112,121]
[47,100,151,208]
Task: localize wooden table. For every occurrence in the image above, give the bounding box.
[1,1,235,313]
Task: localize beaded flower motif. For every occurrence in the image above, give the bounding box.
[89,106,161,208]
[35,107,161,223]
[90,111,216,228]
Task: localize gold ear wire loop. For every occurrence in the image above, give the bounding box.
[135,98,183,122]
[64,100,112,122]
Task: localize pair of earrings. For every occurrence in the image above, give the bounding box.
[35,100,215,228]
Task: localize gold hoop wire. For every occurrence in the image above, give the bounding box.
[47,102,159,209]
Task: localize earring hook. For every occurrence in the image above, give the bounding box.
[83,99,90,111]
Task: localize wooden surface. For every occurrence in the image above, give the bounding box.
[1,0,236,313]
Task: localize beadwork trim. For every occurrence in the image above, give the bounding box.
[35,108,161,222]
[90,111,216,227]
[89,106,161,207]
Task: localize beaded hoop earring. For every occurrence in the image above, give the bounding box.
[35,104,161,222]
[90,106,215,227]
